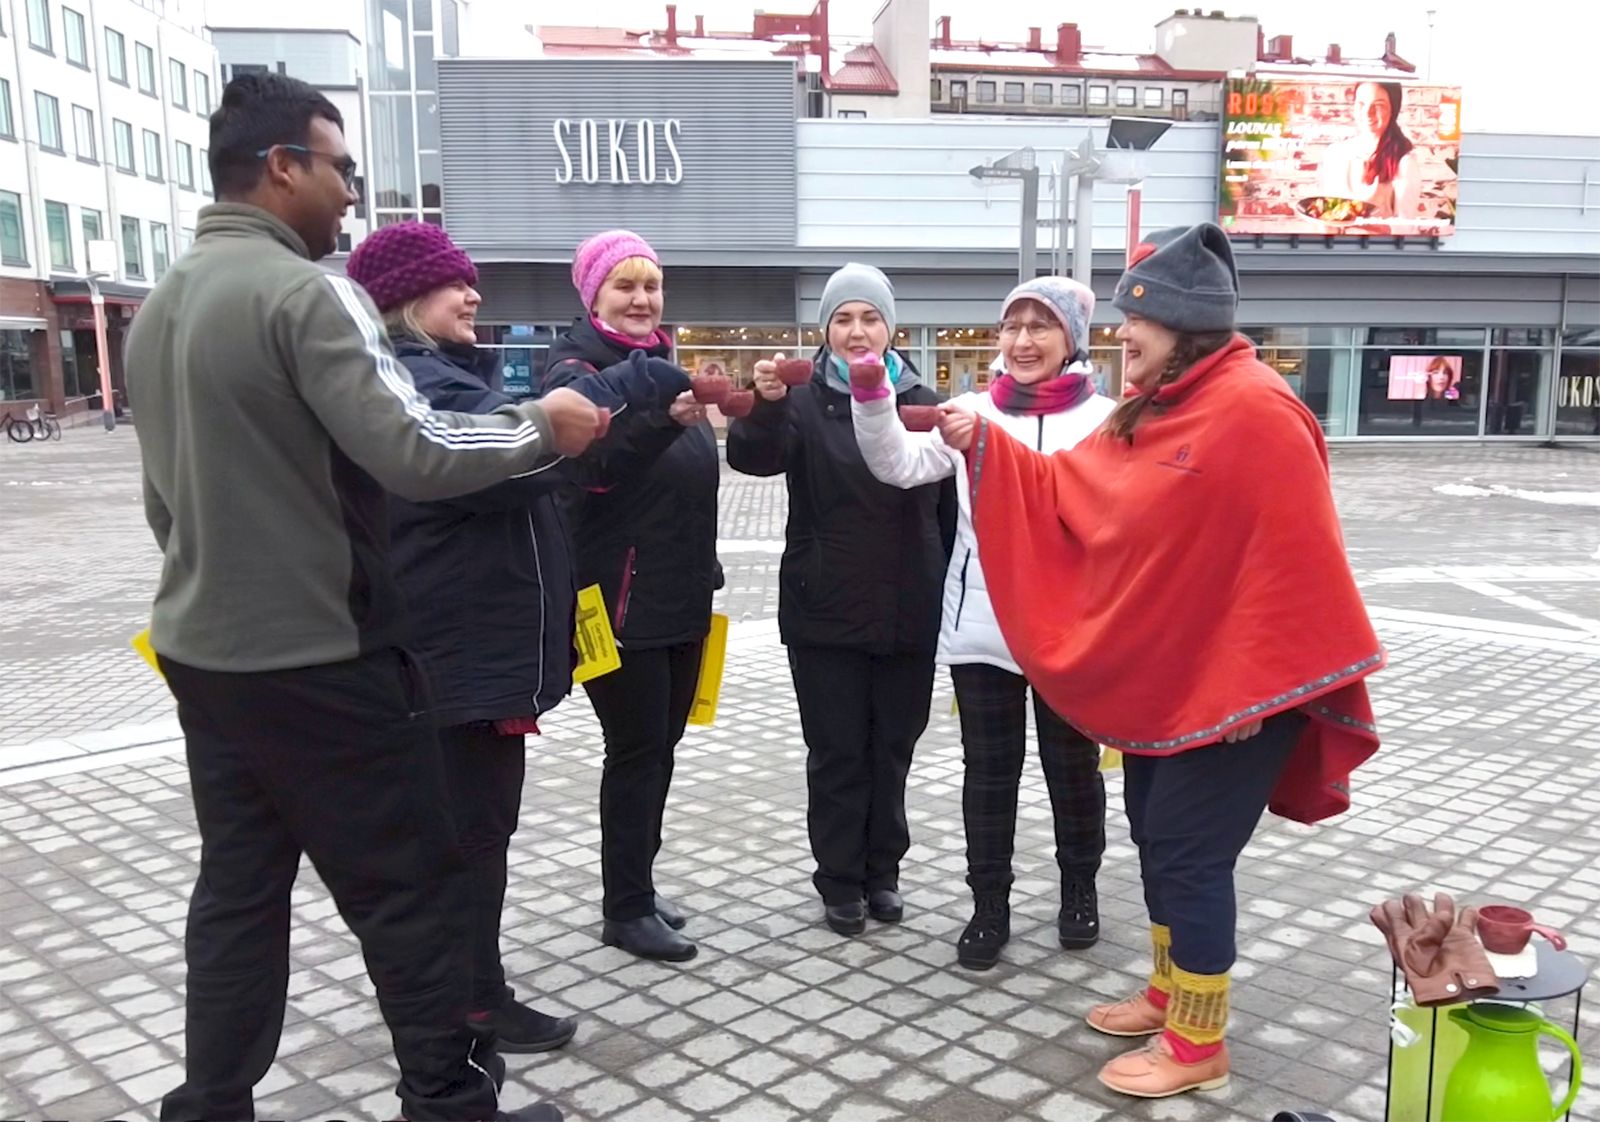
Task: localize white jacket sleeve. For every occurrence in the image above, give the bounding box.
[851,394,959,489]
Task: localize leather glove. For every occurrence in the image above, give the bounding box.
[640,354,693,408]
[1370,893,1499,1006]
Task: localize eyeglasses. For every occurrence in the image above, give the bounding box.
[998,320,1061,341]
[257,144,359,188]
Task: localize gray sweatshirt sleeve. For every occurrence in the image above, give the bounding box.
[277,272,559,502]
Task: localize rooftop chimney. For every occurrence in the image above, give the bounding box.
[815,0,830,80]
[1385,31,1397,55]
[1326,42,1341,64]
[1256,25,1265,60]
[665,3,678,46]
[695,13,704,37]
[1055,22,1081,64]
[1266,34,1292,60]
[1027,26,1041,51]
[935,14,951,48]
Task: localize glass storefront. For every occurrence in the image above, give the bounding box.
[467,316,1597,437]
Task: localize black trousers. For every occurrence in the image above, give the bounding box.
[1123,710,1306,976]
[949,663,1105,897]
[584,641,702,921]
[157,650,497,1122]
[788,646,935,905]
[439,723,526,1012]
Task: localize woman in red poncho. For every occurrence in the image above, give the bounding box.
[936,222,1383,1099]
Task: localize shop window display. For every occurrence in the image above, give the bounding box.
[1555,348,1600,436]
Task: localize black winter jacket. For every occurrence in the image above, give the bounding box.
[725,349,954,656]
[542,317,721,649]
[387,339,579,727]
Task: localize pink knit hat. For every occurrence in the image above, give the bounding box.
[346,222,478,313]
[572,230,660,312]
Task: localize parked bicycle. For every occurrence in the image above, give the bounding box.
[4,404,62,443]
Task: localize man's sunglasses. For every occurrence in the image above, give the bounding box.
[256,144,359,188]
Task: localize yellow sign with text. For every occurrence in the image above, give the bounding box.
[687,613,729,726]
[571,584,622,685]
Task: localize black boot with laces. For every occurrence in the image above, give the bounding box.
[1058,875,1100,949]
[956,895,1010,970]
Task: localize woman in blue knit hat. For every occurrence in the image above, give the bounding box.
[347,222,692,1054]
[727,263,955,936]
[851,276,1115,970]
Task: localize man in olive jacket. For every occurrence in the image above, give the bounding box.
[125,74,597,1122]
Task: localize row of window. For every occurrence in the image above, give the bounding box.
[1,189,172,281]
[935,78,1187,111]
[20,0,212,115]
[0,79,211,192]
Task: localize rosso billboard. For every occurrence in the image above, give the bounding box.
[1220,78,1462,238]
[437,58,798,253]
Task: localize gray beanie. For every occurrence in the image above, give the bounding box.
[1112,223,1239,333]
[1001,276,1095,361]
[820,262,896,337]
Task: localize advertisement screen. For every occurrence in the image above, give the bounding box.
[1388,354,1463,401]
[1220,78,1462,237]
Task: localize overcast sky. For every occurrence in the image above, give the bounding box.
[488,0,1597,134]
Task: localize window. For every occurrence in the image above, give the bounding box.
[1088,85,1109,107]
[143,129,163,180]
[27,0,51,51]
[976,80,996,104]
[72,104,95,160]
[150,221,169,279]
[1063,84,1082,106]
[121,215,143,278]
[1003,81,1024,104]
[1115,86,1137,107]
[1557,349,1600,436]
[1,330,40,402]
[136,41,156,95]
[835,109,866,119]
[1144,87,1164,108]
[200,148,212,195]
[1032,83,1052,105]
[35,92,62,151]
[930,78,943,102]
[179,227,194,252]
[0,79,13,140]
[169,59,187,108]
[175,141,194,188]
[113,118,135,172]
[1173,89,1189,110]
[950,79,968,101]
[1,190,27,265]
[194,71,210,114]
[1356,330,1488,437]
[45,200,72,270]
[82,207,101,248]
[63,6,92,68]
[105,27,127,83]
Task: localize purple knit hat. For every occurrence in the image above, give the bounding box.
[346,221,478,313]
[572,229,660,312]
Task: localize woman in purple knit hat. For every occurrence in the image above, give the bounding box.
[346,222,695,1052]
[542,230,722,964]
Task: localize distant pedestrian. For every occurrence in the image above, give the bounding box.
[126,73,601,1122]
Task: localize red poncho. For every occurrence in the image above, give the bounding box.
[966,336,1383,823]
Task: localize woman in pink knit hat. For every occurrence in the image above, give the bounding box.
[346,221,694,1054]
[542,230,722,964]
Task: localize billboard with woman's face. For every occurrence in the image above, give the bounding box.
[1220,78,1463,237]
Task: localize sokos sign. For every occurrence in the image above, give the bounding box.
[553,119,684,185]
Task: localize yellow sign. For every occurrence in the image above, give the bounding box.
[131,628,164,679]
[571,584,622,685]
[686,613,729,726]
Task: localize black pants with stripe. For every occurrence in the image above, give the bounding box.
[157,649,498,1122]
[1123,710,1305,975]
[789,646,935,905]
[585,641,703,921]
[950,662,1105,898]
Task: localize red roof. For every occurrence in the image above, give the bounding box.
[825,45,898,94]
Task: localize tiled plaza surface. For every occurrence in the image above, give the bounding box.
[2,431,1598,1122]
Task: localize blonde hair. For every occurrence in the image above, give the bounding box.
[606,256,663,286]
[384,298,437,347]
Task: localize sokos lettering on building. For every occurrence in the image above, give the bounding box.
[553,119,684,185]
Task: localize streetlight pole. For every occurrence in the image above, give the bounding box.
[86,271,115,431]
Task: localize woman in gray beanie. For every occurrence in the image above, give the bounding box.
[937,223,1382,1099]
[727,262,954,936]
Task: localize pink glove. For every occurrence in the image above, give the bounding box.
[849,357,889,403]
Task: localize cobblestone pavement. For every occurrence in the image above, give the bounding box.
[2,431,1598,1122]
